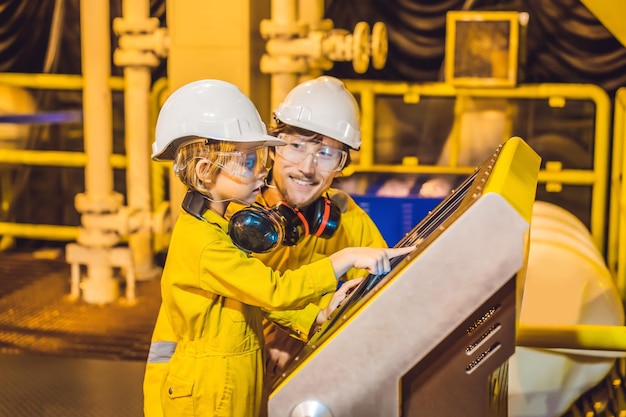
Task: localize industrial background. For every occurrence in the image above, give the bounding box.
[0,0,626,416]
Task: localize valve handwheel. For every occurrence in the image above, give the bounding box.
[352,21,370,74]
[371,22,388,70]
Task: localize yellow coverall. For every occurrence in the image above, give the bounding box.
[143,188,387,417]
[153,208,337,417]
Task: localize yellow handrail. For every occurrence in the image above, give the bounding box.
[518,322,626,353]
[344,80,611,256]
[0,73,125,244]
[608,87,626,298]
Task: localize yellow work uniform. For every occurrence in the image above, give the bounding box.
[257,188,387,383]
[258,188,387,331]
[153,208,337,417]
[143,188,386,417]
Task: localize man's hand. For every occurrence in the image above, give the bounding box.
[315,277,364,326]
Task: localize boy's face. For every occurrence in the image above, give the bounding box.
[209,142,270,206]
[269,134,346,208]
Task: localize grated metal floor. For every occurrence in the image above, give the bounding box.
[0,353,146,417]
[0,248,161,417]
[0,249,161,361]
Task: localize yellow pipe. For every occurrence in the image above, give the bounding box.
[517,323,626,353]
[0,222,78,241]
[268,0,299,114]
[618,90,626,297]
[149,77,170,213]
[295,0,325,80]
[298,0,324,30]
[448,95,470,168]
[0,149,126,168]
[607,89,623,275]
[358,88,375,167]
[81,0,115,202]
[118,0,157,280]
[0,73,124,90]
[537,169,598,185]
[148,77,173,253]
[610,88,626,298]
[69,0,120,304]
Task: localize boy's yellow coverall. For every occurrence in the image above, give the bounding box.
[154,207,338,417]
[144,189,387,417]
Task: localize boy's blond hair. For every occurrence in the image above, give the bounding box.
[174,138,237,196]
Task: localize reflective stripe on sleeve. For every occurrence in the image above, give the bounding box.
[147,341,177,363]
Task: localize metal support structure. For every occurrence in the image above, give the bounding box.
[113,0,168,282]
[65,0,170,304]
[70,0,126,304]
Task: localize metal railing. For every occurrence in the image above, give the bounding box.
[344,80,611,255]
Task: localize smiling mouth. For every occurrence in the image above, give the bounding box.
[290,176,316,186]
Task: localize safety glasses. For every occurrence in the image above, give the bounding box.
[275,133,347,172]
[210,146,269,179]
[174,146,269,179]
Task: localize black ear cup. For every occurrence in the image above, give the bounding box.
[305,197,341,239]
[228,207,284,253]
[274,202,309,246]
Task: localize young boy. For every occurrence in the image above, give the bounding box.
[147,79,413,417]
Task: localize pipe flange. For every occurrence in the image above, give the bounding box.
[260,19,308,39]
[75,191,124,214]
[260,55,308,74]
[114,49,160,68]
[112,16,160,35]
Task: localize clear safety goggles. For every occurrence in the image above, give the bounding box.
[275,133,347,172]
[174,146,269,179]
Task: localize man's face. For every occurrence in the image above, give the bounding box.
[269,133,347,208]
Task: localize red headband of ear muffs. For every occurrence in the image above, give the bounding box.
[306,196,341,238]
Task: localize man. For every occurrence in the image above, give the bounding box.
[143,75,387,416]
[255,76,388,382]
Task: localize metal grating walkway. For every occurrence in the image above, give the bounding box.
[0,248,161,417]
[0,249,161,361]
[0,353,146,417]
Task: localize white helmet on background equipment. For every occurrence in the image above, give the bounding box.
[273,76,362,150]
[152,79,284,161]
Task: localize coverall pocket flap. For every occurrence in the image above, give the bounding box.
[166,375,194,399]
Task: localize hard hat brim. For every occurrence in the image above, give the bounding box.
[151,133,286,161]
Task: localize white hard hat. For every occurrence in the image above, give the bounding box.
[152,79,285,161]
[274,76,361,150]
